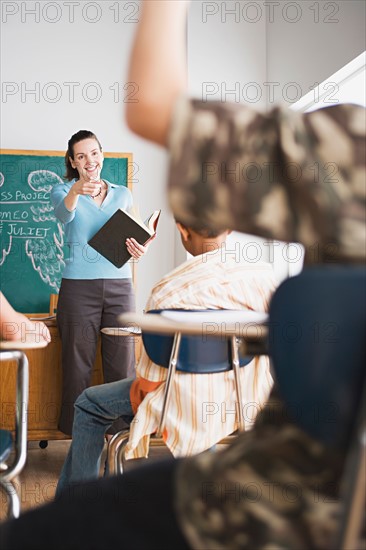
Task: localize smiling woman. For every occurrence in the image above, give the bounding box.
[50,130,149,437]
[64,131,105,202]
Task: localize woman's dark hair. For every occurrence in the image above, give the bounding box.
[64,130,102,181]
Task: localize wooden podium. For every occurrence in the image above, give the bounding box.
[0,321,104,442]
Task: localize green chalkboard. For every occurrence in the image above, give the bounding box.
[0,149,132,313]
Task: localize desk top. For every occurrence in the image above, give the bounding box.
[28,315,57,327]
[101,327,142,336]
[118,311,268,339]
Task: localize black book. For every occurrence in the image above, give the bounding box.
[88,209,161,268]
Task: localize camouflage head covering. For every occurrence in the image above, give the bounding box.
[168,98,366,264]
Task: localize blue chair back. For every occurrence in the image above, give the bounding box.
[269,266,366,450]
[142,309,253,373]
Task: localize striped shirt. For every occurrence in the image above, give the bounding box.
[127,246,277,459]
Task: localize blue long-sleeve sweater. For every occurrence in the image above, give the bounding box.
[51,180,133,279]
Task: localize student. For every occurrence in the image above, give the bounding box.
[127,1,365,264]
[0,291,51,344]
[0,2,364,549]
[50,130,148,436]
[56,220,277,494]
[124,7,366,545]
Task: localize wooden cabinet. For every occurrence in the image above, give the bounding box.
[0,324,140,441]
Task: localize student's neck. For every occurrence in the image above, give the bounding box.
[191,238,226,257]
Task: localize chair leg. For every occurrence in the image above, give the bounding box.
[0,480,20,519]
[107,333,182,476]
[0,352,29,483]
[231,336,245,432]
[156,332,181,437]
[107,431,131,476]
[115,437,131,475]
[0,351,28,520]
[107,432,172,476]
[336,384,366,550]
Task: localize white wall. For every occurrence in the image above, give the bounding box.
[267,1,366,106]
[188,0,267,105]
[187,1,365,108]
[1,1,365,300]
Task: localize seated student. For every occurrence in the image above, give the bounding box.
[0,2,364,549]
[56,220,277,494]
[0,292,51,344]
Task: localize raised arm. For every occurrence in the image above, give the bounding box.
[126,0,190,146]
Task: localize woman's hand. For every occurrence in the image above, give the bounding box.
[126,237,149,260]
[71,177,102,197]
[64,176,102,211]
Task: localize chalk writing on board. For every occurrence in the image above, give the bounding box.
[0,150,131,312]
[0,170,65,290]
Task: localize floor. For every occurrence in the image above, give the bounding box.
[0,438,171,522]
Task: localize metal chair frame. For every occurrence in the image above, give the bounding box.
[107,309,267,475]
[336,381,366,550]
[0,350,29,519]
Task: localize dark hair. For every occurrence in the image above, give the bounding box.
[64,130,102,181]
[175,217,226,238]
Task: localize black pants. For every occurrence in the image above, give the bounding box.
[0,458,191,550]
[57,278,136,435]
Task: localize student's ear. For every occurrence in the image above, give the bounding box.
[176,222,190,242]
[69,156,76,169]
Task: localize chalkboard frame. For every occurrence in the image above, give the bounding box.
[0,149,133,190]
[0,148,134,313]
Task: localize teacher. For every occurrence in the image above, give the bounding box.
[51,130,147,436]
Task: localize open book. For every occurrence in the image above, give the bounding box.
[88,209,161,268]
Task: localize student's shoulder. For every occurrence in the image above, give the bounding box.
[204,251,274,273]
[149,255,202,294]
[222,258,277,285]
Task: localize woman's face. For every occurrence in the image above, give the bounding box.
[70,138,104,181]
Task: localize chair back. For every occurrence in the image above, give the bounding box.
[269,266,366,450]
[142,309,253,373]
[0,349,29,519]
[0,430,13,464]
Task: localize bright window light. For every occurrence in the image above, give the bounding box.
[291,51,366,112]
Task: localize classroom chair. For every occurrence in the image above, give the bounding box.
[107,308,267,475]
[267,266,365,550]
[0,350,29,519]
